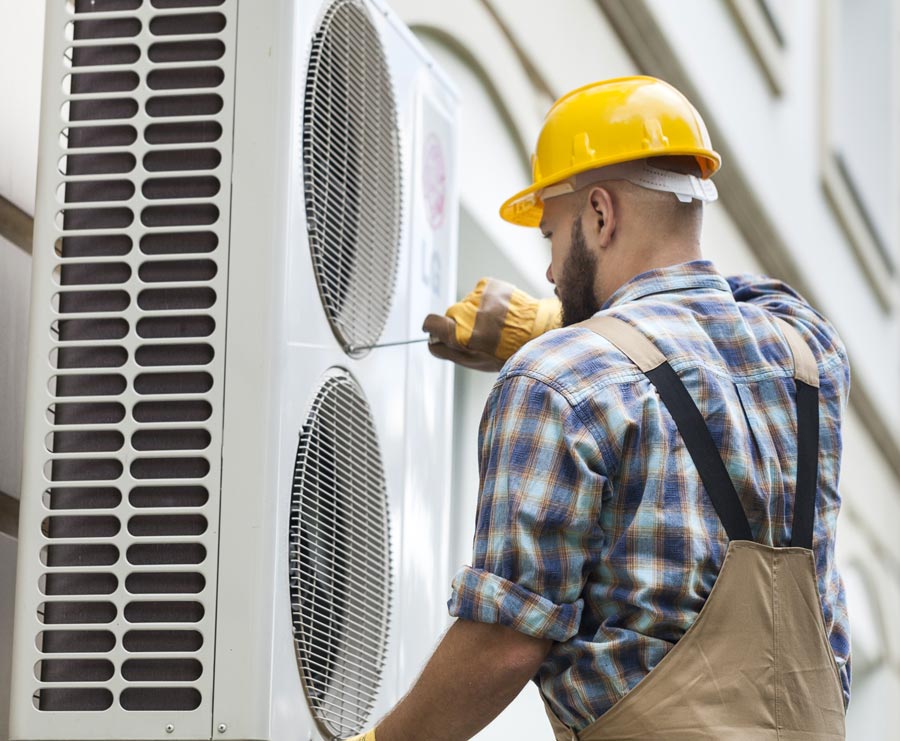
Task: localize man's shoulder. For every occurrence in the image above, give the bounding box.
[726,273,849,374]
[498,317,640,399]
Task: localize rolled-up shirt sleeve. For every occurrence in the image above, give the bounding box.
[448,372,608,642]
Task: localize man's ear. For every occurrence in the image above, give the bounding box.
[587,185,616,248]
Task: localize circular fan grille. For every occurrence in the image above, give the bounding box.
[303,0,402,357]
[289,370,392,738]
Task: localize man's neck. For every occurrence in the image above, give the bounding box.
[597,243,703,306]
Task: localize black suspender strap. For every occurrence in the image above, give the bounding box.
[644,363,754,542]
[579,316,753,542]
[773,318,820,550]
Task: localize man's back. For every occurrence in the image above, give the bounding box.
[447,260,850,731]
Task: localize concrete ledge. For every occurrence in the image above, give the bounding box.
[0,195,33,255]
[0,490,18,540]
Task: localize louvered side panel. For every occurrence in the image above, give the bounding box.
[11,1,236,739]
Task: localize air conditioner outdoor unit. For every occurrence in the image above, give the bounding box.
[9,1,459,739]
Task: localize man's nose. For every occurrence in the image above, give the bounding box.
[546,264,555,284]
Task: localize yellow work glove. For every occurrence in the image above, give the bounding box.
[344,731,376,741]
[422,277,562,372]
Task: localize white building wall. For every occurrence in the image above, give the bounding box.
[0,1,897,740]
[0,236,30,505]
[0,534,16,741]
[0,0,43,216]
[0,1,44,738]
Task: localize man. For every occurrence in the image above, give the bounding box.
[351,76,849,740]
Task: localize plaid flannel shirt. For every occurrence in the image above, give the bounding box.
[447,260,851,730]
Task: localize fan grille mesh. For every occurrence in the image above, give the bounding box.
[290,370,391,738]
[303,0,402,356]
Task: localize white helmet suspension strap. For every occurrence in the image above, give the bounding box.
[540,159,719,204]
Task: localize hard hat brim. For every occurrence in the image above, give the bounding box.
[500,149,722,228]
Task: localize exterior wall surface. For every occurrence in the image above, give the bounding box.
[0,534,16,741]
[0,1,44,738]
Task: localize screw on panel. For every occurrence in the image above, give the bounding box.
[217,723,228,734]
[166,724,175,734]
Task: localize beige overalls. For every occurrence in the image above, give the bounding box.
[542,316,846,740]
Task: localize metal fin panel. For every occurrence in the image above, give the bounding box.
[11,0,236,737]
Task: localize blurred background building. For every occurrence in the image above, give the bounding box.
[1,0,898,739]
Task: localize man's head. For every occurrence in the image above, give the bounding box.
[499,76,721,325]
[540,155,706,326]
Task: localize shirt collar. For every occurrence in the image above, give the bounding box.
[600,260,730,311]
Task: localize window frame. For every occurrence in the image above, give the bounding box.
[725,0,787,95]
[818,0,899,311]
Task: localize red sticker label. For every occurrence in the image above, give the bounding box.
[422,133,446,231]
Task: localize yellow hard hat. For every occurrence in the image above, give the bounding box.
[500,76,722,227]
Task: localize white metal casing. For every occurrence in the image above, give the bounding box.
[10,0,459,739]
[214,1,460,738]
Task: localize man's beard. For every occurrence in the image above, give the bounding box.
[558,217,602,327]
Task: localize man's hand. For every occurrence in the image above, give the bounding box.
[345,732,376,741]
[423,278,562,372]
[372,618,553,741]
[422,312,506,372]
